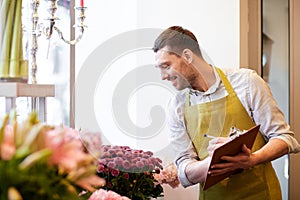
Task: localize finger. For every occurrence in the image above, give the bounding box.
[242,144,251,155]
[208,137,228,146]
[221,154,250,162]
[208,167,233,176]
[211,162,233,169]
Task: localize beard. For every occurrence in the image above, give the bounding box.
[175,61,198,90]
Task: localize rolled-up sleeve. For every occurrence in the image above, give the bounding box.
[247,71,300,153]
[166,94,199,187]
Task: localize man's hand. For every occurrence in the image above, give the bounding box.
[208,144,256,176]
[207,137,230,157]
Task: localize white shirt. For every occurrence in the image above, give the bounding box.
[166,67,300,187]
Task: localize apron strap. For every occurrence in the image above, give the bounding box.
[185,67,235,109]
[185,90,190,108]
[215,67,236,96]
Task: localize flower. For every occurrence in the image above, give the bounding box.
[88,189,130,200]
[153,163,180,189]
[95,145,164,200]
[0,112,105,200]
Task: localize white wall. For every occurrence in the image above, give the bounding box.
[75,1,239,199]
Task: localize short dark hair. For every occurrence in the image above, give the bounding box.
[153,26,202,57]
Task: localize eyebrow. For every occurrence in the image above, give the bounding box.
[155,61,169,68]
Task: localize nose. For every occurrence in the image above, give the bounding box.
[161,70,169,80]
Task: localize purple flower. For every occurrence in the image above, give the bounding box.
[111,169,120,177]
[106,182,113,188]
[98,159,107,165]
[124,152,132,159]
[122,160,130,169]
[123,172,129,179]
[116,151,124,157]
[141,158,149,165]
[102,151,111,158]
[144,151,153,156]
[108,149,116,156]
[103,168,110,174]
[107,161,116,169]
[148,164,154,170]
[97,164,105,173]
[114,157,123,166]
[136,161,144,168]
[142,154,150,159]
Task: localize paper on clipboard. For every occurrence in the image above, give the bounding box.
[203,124,260,190]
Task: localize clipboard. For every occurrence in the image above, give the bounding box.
[203,124,260,190]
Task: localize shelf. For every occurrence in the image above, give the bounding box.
[0,82,55,97]
[0,82,55,122]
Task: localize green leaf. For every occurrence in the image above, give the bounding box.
[0,114,9,145]
[18,148,52,170]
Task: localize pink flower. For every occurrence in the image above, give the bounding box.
[123,173,129,179]
[97,164,105,173]
[108,149,116,156]
[141,158,149,165]
[102,152,111,158]
[154,163,180,189]
[122,160,130,169]
[111,169,120,177]
[0,125,16,160]
[116,151,124,157]
[144,151,153,156]
[45,127,89,172]
[114,157,123,166]
[89,189,130,200]
[76,174,106,192]
[107,161,116,169]
[104,168,110,174]
[136,161,144,168]
[99,159,107,165]
[124,152,132,159]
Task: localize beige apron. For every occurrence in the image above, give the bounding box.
[184,67,282,200]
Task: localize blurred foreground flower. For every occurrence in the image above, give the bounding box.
[96,145,163,200]
[0,112,105,200]
[88,189,130,200]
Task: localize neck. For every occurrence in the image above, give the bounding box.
[190,59,216,92]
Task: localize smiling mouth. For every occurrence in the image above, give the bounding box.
[169,76,177,81]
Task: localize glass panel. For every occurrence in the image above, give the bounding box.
[0,0,71,125]
[262,0,289,199]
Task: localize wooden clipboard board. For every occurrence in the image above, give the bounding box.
[203,124,260,190]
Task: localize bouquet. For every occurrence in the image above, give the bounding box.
[0,112,105,200]
[96,145,164,200]
[153,163,180,189]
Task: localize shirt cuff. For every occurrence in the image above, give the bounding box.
[177,160,196,187]
[271,135,300,153]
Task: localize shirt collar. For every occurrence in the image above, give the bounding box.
[189,66,221,96]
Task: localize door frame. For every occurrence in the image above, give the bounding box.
[288,0,300,199]
[240,0,300,199]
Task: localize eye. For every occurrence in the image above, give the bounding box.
[161,65,170,70]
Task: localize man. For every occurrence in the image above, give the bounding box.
[153,26,300,200]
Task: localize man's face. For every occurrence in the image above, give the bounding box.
[155,47,195,90]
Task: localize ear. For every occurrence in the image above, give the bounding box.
[182,49,193,64]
